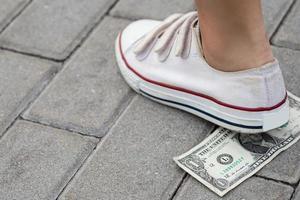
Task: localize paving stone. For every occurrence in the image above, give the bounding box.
[257,138,300,184]
[23,17,133,137]
[262,0,294,37]
[58,96,214,200]
[110,0,195,20]
[0,0,30,33]
[0,50,58,137]
[0,120,98,200]
[173,176,293,200]
[273,0,300,50]
[294,185,300,200]
[272,46,300,97]
[0,0,117,60]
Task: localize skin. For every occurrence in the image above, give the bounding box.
[195,0,274,72]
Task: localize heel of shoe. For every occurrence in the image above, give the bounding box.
[262,99,289,132]
[261,60,287,109]
[260,60,289,131]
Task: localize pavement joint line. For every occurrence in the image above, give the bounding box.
[55,138,100,200]
[270,0,297,42]
[104,0,121,15]
[55,139,100,200]
[55,94,138,200]
[254,175,295,200]
[108,13,143,21]
[271,43,300,52]
[169,173,189,200]
[0,0,33,34]
[0,116,20,141]
[99,90,137,137]
[0,62,60,140]
[254,174,297,188]
[290,179,300,200]
[20,117,100,140]
[169,124,217,200]
[0,46,63,63]
[18,62,62,114]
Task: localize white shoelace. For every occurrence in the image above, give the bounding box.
[134,11,199,62]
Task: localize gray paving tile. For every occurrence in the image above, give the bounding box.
[0,120,98,200]
[0,0,30,33]
[58,96,214,200]
[262,0,294,37]
[110,0,195,20]
[0,50,58,137]
[174,176,293,200]
[257,138,300,184]
[0,0,117,60]
[294,185,300,200]
[273,0,300,50]
[272,46,300,97]
[23,17,133,137]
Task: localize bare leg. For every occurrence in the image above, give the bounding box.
[196,0,274,72]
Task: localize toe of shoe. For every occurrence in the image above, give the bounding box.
[120,19,161,52]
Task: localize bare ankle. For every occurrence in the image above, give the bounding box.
[202,37,275,72]
[196,0,274,72]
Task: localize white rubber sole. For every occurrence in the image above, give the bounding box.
[115,35,289,133]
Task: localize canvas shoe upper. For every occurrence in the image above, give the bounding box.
[115,12,289,133]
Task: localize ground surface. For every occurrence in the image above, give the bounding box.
[0,0,299,199]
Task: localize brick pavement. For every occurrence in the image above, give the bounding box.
[0,0,299,199]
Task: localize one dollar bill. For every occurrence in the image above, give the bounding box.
[174,92,300,197]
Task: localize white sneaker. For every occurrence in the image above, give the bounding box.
[115,12,289,133]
